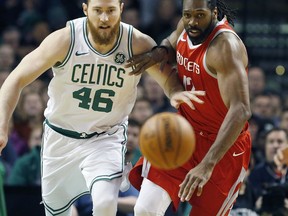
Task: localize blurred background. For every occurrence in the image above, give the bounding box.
[230,0,288,91]
[1,0,288,216]
[0,0,288,91]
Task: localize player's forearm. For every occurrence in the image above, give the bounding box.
[146,62,184,100]
[203,104,251,166]
[162,67,184,99]
[0,78,22,133]
[147,20,182,67]
[159,38,176,65]
[202,104,251,167]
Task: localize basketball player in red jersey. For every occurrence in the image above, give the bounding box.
[127,0,252,215]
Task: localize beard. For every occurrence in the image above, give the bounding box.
[87,18,121,45]
[186,17,216,45]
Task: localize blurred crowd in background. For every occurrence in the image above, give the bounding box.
[0,0,288,215]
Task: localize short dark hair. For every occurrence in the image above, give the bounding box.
[265,127,288,140]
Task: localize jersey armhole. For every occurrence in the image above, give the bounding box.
[127,25,133,59]
[203,29,239,79]
[203,51,217,79]
[127,25,135,70]
[54,21,75,68]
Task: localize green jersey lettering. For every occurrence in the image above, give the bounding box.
[73,87,115,113]
[71,63,125,88]
[71,64,81,82]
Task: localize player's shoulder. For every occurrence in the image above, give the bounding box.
[207,30,246,63]
[130,27,157,55]
[37,25,72,63]
[207,30,248,70]
[44,25,71,46]
[211,31,244,50]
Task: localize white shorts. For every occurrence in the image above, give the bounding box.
[41,122,127,215]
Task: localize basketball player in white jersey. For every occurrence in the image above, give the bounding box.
[0,0,205,215]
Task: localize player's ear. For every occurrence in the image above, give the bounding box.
[120,2,124,14]
[83,3,88,16]
[213,7,218,19]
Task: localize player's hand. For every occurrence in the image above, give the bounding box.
[126,46,169,76]
[178,161,213,201]
[0,132,8,156]
[170,90,205,110]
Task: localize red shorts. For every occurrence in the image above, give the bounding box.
[129,130,251,216]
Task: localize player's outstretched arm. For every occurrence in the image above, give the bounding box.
[126,46,169,76]
[147,62,205,110]
[126,19,184,75]
[129,26,204,110]
[0,26,70,154]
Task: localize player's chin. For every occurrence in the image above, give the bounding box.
[188,31,201,38]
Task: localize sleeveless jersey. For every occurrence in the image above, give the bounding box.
[44,17,140,133]
[176,18,247,135]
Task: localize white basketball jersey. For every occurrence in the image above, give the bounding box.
[44,17,140,133]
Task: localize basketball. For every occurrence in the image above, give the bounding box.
[139,112,196,170]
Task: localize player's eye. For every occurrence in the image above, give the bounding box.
[94,8,102,14]
[183,13,192,19]
[196,13,205,18]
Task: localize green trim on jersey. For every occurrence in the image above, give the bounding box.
[83,18,123,57]
[54,21,75,68]
[43,191,89,215]
[121,122,128,145]
[127,25,134,69]
[45,119,105,139]
[89,144,126,192]
[127,25,133,58]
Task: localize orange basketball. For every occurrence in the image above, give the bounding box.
[139,112,196,170]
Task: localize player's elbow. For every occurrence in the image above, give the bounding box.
[243,109,252,123]
[239,103,252,122]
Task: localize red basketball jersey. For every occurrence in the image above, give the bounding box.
[129,19,251,215]
[176,18,247,136]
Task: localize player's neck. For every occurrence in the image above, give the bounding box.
[93,39,118,54]
[87,35,117,54]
